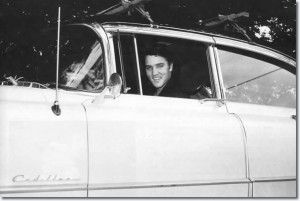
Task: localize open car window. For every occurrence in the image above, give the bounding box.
[113,33,213,99]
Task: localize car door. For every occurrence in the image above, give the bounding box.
[213,37,296,197]
[84,26,250,197]
[0,25,102,197]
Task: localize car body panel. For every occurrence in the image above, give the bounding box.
[84,94,249,197]
[0,86,89,197]
[226,102,296,179]
[252,180,296,197]
[212,37,296,197]
[90,183,249,197]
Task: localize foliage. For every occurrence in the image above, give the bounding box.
[0,0,296,78]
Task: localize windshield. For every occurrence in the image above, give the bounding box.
[1,25,105,92]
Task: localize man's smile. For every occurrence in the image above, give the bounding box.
[152,76,162,81]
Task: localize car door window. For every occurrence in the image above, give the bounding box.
[113,34,140,94]
[113,33,213,99]
[217,47,296,108]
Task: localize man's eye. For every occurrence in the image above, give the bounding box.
[145,66,152,71]
[157,63,164,68]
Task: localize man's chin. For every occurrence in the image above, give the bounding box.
[152,83,163,88]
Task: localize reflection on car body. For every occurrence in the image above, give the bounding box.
[0,20,296,197]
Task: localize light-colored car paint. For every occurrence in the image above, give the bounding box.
[0,86,89,197]
[84,94,249,197]
[0,23,296,197]
[212,37,296,197]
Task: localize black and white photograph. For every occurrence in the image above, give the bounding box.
[0,0,296,197]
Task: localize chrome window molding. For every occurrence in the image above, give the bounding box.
[85,23,112,85]
[102,25,215,44]
[207,45,222,99]
[212,46,227,100]
[133,35,143,95]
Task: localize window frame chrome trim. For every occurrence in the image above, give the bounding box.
[116,30,129,93]
[207,45,222,99]
[133,35,143,95]
[103,25,215,44]
[106,32,117,74]
[83,23,112,86]
[212,46,227,100]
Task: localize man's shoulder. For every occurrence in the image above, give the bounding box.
[159,82,188,98]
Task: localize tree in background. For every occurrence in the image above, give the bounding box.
[0,0,296,78]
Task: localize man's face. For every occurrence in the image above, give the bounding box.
[145,55,173,89]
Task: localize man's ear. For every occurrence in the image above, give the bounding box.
[169,63,173,72]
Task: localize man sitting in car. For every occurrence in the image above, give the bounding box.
[143,46,187,98]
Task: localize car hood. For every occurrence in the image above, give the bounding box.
[0,85,49,103]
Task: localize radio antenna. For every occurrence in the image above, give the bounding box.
[51,6,61,115]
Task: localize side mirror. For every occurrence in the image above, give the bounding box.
[108,73,122,99]
[93,73,123,104]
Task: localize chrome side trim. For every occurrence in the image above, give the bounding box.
[0,184,87,194]
[88,179,250,191]
[212,37,296,67]
[103,26,215,44]
[250,177,296,182]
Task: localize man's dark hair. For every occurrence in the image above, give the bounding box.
[143,46,174,64]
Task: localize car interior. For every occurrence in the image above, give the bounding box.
[113,33,213,99]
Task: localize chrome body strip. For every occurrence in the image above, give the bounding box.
[250,177,296,182]
[0,184,87,194]
[88,179,250,191]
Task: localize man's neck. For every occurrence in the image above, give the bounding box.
[154,84,167,96]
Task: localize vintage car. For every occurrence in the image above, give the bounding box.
[0,16,296,197]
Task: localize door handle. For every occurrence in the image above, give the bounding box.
[291,115,296,120]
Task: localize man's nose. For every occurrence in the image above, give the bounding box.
[152,67,158,75]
